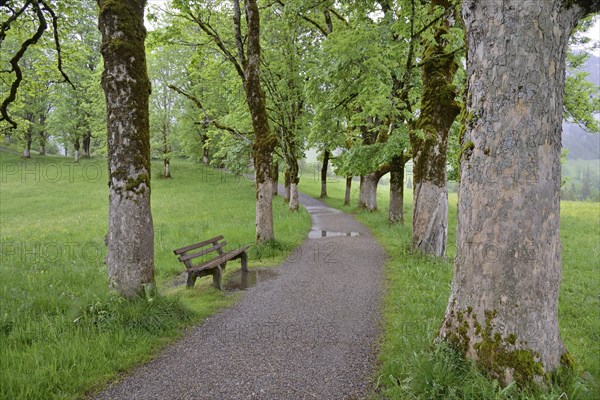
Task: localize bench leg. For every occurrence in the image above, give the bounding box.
[186,272,197,288]
[212,266,223,290]
[240,252,248,272]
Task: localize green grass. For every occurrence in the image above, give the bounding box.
[299,175,600,399]
[0,152,311,400]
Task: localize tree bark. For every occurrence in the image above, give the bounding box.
[163,159,171,179]
[344,176,352,206]
[82,133,91,158]
[245,0,276,243]
[283,169,291,203]
[38,114,47,156]
[438,0,598,385]
[358,166,389,211]
[98,0,155,299]
[73,137,81,163]
[162,123,171,178]
[289,183,299,211]
[202,133,209,165]
[286,151,300,211]
[320,148,330,198]
[389,156,405,224]
[271,160,279,196]
[23,113,33,158]
[411,0,460,256]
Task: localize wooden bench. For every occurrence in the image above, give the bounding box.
[173,235,249,290]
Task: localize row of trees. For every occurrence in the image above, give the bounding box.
[1,0,599,389]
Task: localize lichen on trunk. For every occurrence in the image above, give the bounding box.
[98,0,155,299]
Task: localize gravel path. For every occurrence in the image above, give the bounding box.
[95,193,387,400]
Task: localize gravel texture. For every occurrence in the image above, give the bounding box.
[94,193,387,400]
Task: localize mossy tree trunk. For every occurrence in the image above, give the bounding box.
[320,148,330,198]
[23,113,33,158]
[98,0,155,299]
[202,133,209,165]
[438,0,599,385]
[38,113,47,156]
[245,0,276,242]
[162,122,171,178]
[82,132,91,158]
[358,166,389,211]
[271,160,279,196]
[73,137,80,162]
[283,169,291,203]
[344,176,352,206]
[411,0,460,256]
[389,155,406,224]
[281,130,300,211]
[287,156,300,212]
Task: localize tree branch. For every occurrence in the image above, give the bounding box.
[40,0,75,89]
[0,1,47,129]
[168,84,252,145]
[187,11,245,80]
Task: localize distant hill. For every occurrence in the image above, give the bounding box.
[562,122,600,160]
[562,54,599,160]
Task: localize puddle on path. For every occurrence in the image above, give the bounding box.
[224,269,278,291]
[308,229,360,239]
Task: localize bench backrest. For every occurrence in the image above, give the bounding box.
[174,236,226,267]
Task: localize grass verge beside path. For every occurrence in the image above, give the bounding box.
[299,177,599,399]
[0,153,311,400]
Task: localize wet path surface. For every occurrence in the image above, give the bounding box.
[95,193,387,400]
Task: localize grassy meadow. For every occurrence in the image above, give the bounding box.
[298,174,600,399]
[0,152,311,400]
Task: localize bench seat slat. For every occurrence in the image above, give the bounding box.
[187,246,249,273]
[173,235,224,255]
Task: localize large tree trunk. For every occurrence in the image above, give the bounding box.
[23,138,31,158]
[23,113,33,158]
[344,176,352,206]
[438,0,597,385]
[82,133,91,158]
[98,0,155,299]
[320,148,329,198]
[288,163,300,212]
[289,183,299,211]
[245,0,276,243]
[283,169,291,203]
[285,149,300,211]
[73,138,80,163]
[202,134,209,165]
[358,167,389,211]
[38,114,47,156]
[411,0,460,256]
[271,161,279,196]
[163,159,171,179]
[162,123,171,179]
[388,156,405,224]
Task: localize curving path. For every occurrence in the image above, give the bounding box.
[95,193,387,400]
